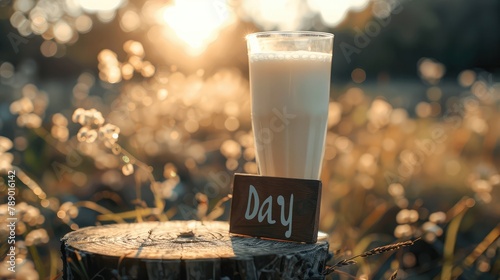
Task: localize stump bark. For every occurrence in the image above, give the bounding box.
[61,220,329,280]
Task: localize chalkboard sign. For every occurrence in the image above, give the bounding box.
[229,173,322,243]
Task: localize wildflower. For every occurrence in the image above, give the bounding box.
[72,108,120,145]
[77,127,97,143]
[20,203,44,227]
[122,163,134,176]
[73,108,104,127]
[0,203,44,237]
[72,108,85,124]
[99,123,120,144]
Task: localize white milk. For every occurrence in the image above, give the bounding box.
[249,51,332,179]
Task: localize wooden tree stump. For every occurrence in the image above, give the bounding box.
[61,220,329,280]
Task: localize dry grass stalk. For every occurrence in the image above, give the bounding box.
[389,269,398,280]
[322,237,420,275]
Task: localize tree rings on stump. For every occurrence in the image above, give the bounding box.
[61,220,329,279]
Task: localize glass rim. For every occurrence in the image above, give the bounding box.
[246,31,334,40]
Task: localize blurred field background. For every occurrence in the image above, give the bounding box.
[0,0,499,279]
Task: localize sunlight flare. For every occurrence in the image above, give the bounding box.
[162,0,233,55]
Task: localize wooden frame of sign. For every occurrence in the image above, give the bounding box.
[229,173,322,243]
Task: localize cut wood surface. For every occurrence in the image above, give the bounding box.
[61,220,329,280]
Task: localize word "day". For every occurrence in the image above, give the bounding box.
[244,185,293,238]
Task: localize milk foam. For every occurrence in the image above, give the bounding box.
[249,51,332,63]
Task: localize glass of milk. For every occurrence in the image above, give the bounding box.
[246,31,334,180]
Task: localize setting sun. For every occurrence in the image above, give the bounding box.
[162,0,233,55]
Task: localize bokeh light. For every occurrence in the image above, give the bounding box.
[241,0,370,30]
[1,1,499,279]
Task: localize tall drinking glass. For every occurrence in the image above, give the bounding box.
[246,31,334,180]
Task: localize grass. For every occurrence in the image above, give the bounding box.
[0,39,499,280]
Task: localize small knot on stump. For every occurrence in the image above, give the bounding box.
[178,230,195,238]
